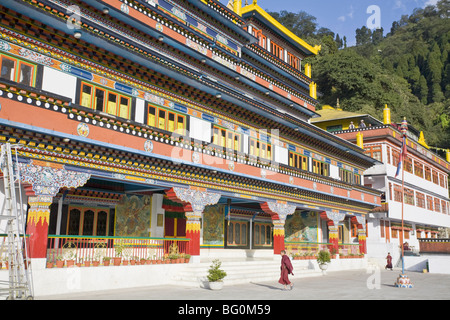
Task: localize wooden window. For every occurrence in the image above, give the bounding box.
[404,156,413,173]
[254,223,272,246]
[391,227,398,239]
[425,167,432,181]
[426,195,433,211]
[393,184,403,202]
[289,152,308,171]
[158,109,166,130]
[0,56,16,81]
[414,160,424,178]
[80,83,93,109]
[94,87,106,112]
[365,145,382,162]
[439,174,445,188]
[313,160,329,177]
[80,82,130,119]
[147,104,186,134]
[434,198,441,212]
[227,221,248,246]
[288,52,300,70]
[432,170,439,184]
[0,54,36,86]
[339,168,353,184]
[392,149,400,167]
[17,61,35,86]
[66,206,110,236]
[271,42,283,60]
[380,219,385,238]
[249,138,271,160]
[404,188,414,205]
[416,192,425,208]
[441,200,447,214]
[387,147,391,164]
[148,106,156,127]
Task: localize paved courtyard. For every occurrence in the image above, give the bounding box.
[38,269,449,301]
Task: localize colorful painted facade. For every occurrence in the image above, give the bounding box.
[0,0,380,274]
[313,105,450,265]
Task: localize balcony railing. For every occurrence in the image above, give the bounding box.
[46,235,190,267]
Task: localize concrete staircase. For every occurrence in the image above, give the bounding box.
[173,259,323,288]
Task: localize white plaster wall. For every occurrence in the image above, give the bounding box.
[41,67,77,103]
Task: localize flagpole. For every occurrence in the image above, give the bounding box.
[395,118,413,288]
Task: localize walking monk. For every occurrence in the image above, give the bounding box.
[279,250,294,290]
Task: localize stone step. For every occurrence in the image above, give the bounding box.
[173,259,322,287]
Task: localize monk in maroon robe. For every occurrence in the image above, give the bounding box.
[278,250,294,290]
[385,252,393,270]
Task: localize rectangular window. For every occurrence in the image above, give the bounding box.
[107,92,118,116]
[168,112,175,133]
[426,195,434,211]
[249,138,271,160]
[0,54,36,87]
[148,106,156,127]
[425,167,432,181]
[339,168,353,184]
[158,109,166,130]
[80,82,131,119]
[393,184,403,202]
[404,157,413,173]
[118,96,130,119]
[94,87,106,112]
[18,61,34,86]
[404,188,414,205]
[416,192,425,208]
[313,160,329,177]
[289,152,308,171]
[414,160,424,178]
[80,83,93,109]
[434,198,441,212]
[432,170,439,184]
[0,56,16,81]
[364,145,382,162]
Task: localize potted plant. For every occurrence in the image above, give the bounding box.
[84,257,91,267]
[317,250,331,275]
[103,256,111,266]
[113,241,124,266]
[207,259,227,290]
[184,254,191,263]
[65,251,76,268]
[56,255,65,268]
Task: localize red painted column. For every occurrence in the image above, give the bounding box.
[328,222,339,255]
[26,195,53,258]
[185,211,201,256]
[272,219,285,255]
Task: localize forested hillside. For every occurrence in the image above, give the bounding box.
[268,0,450,150]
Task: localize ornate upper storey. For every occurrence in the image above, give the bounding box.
[0,0,381,213]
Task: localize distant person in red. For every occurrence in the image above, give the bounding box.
[278,250,294,290]
[385,252,393,271]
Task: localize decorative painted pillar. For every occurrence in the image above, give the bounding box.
[260,201,296,255]
[352,216,367,254]
[321,211,346,255]
[166,187,220,257]
[327,223,339,254]
[25,194,53,258]
[19,160,90,258]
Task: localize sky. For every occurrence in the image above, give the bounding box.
[220,0,440,46]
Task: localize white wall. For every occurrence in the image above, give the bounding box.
[150,194,164,238]
[189,117,211,142]
[42,67,77,103]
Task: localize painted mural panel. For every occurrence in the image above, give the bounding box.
[285,211,318,242]
[202,205,224,246]
[114,195,152,237]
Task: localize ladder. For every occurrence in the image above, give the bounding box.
[0,143,33,300]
